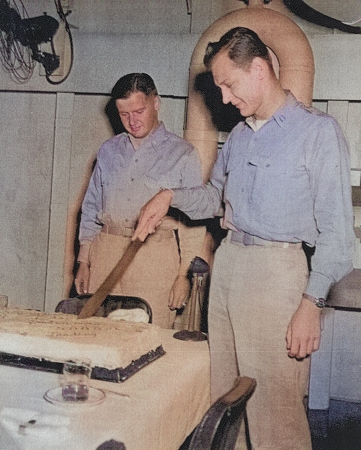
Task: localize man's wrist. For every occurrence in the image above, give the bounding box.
[303,293,326,309]
[159,188,174,202]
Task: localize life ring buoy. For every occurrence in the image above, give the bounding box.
[185,7,315,180]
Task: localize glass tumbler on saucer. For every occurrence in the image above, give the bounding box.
[62,358,92,401]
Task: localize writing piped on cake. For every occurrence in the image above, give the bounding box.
[107,308,149,323]
[0,307,163,372]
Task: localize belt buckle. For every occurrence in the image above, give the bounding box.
[123,227,134,238]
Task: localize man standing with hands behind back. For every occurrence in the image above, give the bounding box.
[133,28,355,449]
[75,73,206,328]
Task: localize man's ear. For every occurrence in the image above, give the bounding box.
[251,57,267,80]
[154,95,161,111]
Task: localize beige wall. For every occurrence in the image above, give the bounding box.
[0,0,360,311]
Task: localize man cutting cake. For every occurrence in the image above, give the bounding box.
[132,28,355,450]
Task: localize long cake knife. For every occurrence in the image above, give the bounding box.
[78,238,143,319]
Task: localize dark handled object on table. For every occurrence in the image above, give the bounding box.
[78,239,143,319]
[188,256,210,333]
[174,256,210,342]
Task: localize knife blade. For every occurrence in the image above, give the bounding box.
[78,239,143,319]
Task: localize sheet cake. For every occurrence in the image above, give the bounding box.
[0,307,164,382]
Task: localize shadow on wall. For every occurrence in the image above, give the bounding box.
[194,71,243,133]
[105,98,127,135]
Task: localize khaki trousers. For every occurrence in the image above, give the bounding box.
[208,238,312,450]
[88,230,179,328]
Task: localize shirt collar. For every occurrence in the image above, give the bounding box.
[245,116,269,132]
[272,90,299,128]
[245,91,299,131]
[127,121,165,149]
[145,121,165,142]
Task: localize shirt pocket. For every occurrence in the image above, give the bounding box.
[253,159,310,231]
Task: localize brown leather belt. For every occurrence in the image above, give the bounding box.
[228,230,301,249]
[102,224,174,240]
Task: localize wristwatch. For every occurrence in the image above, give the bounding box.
[303,293,326,309]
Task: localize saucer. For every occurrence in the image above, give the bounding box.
[44,387,105,407]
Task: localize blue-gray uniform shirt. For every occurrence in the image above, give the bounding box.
[172,92,355,299]
[79,122,203,262]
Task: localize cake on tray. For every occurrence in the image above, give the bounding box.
[0,307,165,382]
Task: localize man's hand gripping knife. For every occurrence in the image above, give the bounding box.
[132,189,174,242]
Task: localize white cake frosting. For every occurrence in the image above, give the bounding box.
[0,307,162,370]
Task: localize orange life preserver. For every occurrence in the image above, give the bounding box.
[185,7,315,181]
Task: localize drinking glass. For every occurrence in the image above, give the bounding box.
[62,358,92,401]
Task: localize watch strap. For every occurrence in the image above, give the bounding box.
[303,293,326,308]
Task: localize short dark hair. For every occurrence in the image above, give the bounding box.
[111,73,158,100]
[204,27,272,70]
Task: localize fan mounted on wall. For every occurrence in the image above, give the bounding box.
[0,0,74,84]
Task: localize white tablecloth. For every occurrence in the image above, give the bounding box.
[0,329,210,450]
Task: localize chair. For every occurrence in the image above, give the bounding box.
[55,294,152,323]
[186,376,256,450]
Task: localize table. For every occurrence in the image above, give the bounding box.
[0,329,210,450]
